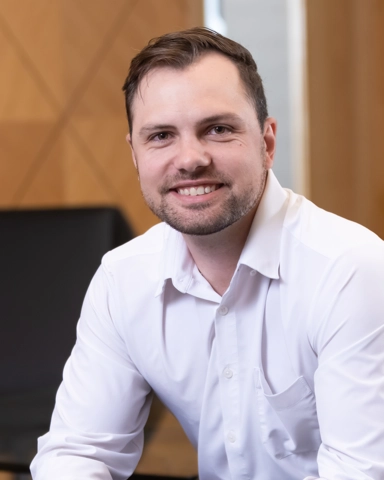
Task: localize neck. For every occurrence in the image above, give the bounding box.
[182,206,256,296]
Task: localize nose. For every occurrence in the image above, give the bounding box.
[173,136,211,172]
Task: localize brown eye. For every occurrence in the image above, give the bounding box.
[157,132,169,140]
[209,125,231,135]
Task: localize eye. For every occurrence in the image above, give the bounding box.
[208,125,231,135]
[151,132,171,142]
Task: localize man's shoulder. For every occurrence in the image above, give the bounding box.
[102,222,168,270]
[284,192,384,261]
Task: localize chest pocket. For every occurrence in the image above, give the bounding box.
[255,368,321,460]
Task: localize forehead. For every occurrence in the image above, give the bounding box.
[131,53,256,128]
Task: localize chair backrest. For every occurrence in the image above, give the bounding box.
[0,207,134,395]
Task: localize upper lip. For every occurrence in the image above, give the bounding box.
[170,180,221,190]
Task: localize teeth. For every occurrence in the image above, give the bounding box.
[177,185,217,196]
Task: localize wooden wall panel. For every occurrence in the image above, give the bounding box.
[306,0,384,238]
[0,1,62,110]
[0,0,203,235]
[352,1,384,235]
[0,122,53,204]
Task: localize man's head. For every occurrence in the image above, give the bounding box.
[122,28,276,236]
[122,27,268,135]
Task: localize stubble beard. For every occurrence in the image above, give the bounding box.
[139,159,268,236]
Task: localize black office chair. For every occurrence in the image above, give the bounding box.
[0,207,134,477]
[0,207,197,480]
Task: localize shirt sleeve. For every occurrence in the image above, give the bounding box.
[308,244,384,480]
[30,262,152,480]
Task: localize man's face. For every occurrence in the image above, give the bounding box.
[128,53,276,235]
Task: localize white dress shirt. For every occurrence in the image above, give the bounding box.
[31,171,384,480]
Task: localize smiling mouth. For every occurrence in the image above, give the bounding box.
[176,184,221,196]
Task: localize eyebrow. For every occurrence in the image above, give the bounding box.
[198,113,245,126]
[138,113,245,138]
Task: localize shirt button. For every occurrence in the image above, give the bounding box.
[250,269,257,276]
[223,367,233,379]
[218,305,229,316]
[227,430,236,443]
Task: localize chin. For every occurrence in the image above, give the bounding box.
[166,222,231,236]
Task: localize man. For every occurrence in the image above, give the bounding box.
[31,28,384,480]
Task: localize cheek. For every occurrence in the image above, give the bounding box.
[138,148,172,174]
[236,158,265,187]
[136,153,162,180]
[139,171,157,190]
[137,162,169,199]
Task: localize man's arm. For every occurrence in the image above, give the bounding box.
[308,244,384,479]
[31,262,152,480]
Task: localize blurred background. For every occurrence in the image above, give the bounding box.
[0,0,383,479]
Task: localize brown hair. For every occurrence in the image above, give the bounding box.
[122,27,268,134]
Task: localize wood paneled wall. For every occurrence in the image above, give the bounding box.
[0,0,203,235]
[306,0,384,238]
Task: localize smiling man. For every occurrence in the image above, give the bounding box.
[31,28,384,480]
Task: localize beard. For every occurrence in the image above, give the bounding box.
[139,155,268,236]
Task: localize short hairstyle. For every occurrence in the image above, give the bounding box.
[122,27,268,134]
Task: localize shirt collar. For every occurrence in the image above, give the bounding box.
[155,169,288,296]
[155,225,194,297]
[239,169,288,279]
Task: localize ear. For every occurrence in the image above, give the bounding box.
[262,117,277,169]
[126,133,138,169]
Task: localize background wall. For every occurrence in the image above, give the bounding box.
[306,0,384,238]
[0,0,202,236]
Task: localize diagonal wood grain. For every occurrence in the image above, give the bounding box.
[0,121,53,205]
[7,0,138,205]
[0,21,56,120]
[18,127,112,207]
